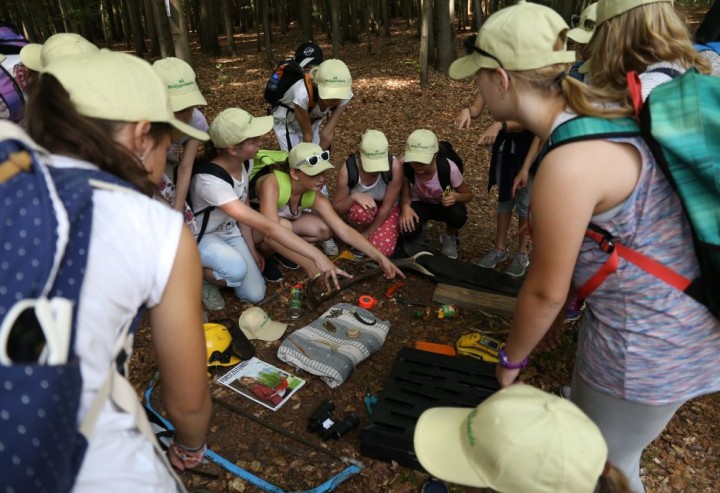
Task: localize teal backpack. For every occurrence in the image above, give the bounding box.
[540,68,720,317]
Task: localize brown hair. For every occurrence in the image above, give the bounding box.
[588,2,709,103]
[596,463,633,493]
[25,73,163,196]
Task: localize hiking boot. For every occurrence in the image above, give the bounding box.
[505,252,530,277]
[262,257,284,283]
[477,248,507,269]
[202,280,225,311]
[439,234,458,259]
[321,238,339,256]
[274,254,299,270]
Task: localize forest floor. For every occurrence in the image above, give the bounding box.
[129,10,720,493]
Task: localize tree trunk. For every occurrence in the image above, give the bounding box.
[143,0,160,56]
[556,0,575,24]
[262,0,273,67]
[151,0,175,57]
[126,0,146,55]
[472,0,481,30]
[198,0,220,54]
[168,0,192,63]
[120,0,132,48]
[221,0,236,56]
[348,0,359,42]
[381,0,390,37]
[420,0,432,87]
[364,0,372,54]
[56,0,73,32]
[330,0,341,56]
[300,0,313,40]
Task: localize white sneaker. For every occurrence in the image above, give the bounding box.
[321,238,339,256]
[439,234,458,259]
[202,281,225,311]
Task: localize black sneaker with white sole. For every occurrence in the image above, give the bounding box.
[262,257,284,283]
[274,254,299,270]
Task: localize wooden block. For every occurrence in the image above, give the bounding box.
[432,283,516,318]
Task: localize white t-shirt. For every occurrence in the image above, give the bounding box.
[188,162,249,237]
[272,78,352,125]
[50,155,183,492]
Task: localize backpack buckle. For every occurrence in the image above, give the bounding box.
[598,236,615,253]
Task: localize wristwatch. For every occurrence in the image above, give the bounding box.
[498,347,528,370]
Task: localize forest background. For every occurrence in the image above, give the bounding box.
[5,0,720,492]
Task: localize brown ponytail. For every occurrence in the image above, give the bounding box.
[596,463,633,493]
[25,73,156,196]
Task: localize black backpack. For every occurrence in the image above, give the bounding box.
[345,153,394,189]
[404,140,464,191]
[264,59,317,112]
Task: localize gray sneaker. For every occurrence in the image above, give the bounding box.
[321,238,339,256]
[477,248,507,268]
[440,234,458,259]
[202,280,225,311]
[505,252,530,277]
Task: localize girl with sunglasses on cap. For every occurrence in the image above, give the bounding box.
[188,108,348,306]
[332,129,403,257]
[252,142,404,280]
[449,3,720,492]
[23,50,212,491]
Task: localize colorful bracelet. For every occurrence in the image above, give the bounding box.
[169,438,207,468]
[498,347,528,370]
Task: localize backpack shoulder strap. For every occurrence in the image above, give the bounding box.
[436,153,451,191]
[538,116,640,164]
[300,191,317,209]
[191,160,234,187]
[272,169,292,209]
[346,153,359,189]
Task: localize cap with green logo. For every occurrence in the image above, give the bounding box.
[209,108,272,148]
[43,50,208,142]
[596,0,672,25]
[313,59,352,100]
[404,129,438,165]
[449,1,576,79]
[360,129,390,172]
[153,57,207,112]
[413,384,608,492]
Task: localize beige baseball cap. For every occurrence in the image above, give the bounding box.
[403,129,438,165]
[360,129,390,172]
[449,2,576,79]
[596,0,672,25]
[20,33,99,72]
[19,43,42,72]
[568,3,599,44]
[152,57,207,112]
[43,50,208,142]
[289,142,334,176]
[414,385,608,492]
[238,307,287,342]
[313,59,352,100]
[209,108,273,148]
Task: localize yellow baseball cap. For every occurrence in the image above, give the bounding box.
[43,50,208,142]
[449,1,576,79]
[313,59,352,100]
[238,307,287,342]
[289,142,334,176]
[209,108,272,148]
[19,43,42,72]
[568,3,599,44]
[360,129,390,172]
[596,0,672,25]
[414,385,608,492]
[152,57,207,112]
[404,129,438,165]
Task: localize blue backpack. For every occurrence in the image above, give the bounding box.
[539,68,720,317]
[0,123,145,492]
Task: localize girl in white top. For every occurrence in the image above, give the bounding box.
[189,108,349,300]
[25,50,211,492]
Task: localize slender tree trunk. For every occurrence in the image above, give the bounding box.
[348,0,359,42]
[56,0,73,32]
[420,0,431,87]
[198,0,220,54]
[255,0,262,51]
[435,0,453,72]
[120,0,132,48]
[143,0,160,55]
[221,0,236,56]
[363,0,372,54]
[168,0,192,63]
[300,0,313,40]
[126,0,146,55]
[330,0,341,55]
[262,0,273,67]
[381,0,390,37]
[17,0,41,41]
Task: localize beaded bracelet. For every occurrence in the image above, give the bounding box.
[169,438,207,468]
[498,347,528,370]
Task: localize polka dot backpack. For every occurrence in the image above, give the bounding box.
[0,123,139,493]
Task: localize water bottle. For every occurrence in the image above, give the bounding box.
[287,283,304,319]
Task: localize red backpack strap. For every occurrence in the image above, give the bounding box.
[577,224,693,299]
[627,71,643,123]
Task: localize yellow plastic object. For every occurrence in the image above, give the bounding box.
[455,333,502,363]
[204,323,241,367]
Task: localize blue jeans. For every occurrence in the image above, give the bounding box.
[198,232,265,303]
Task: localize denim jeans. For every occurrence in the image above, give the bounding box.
[198,231,265,303]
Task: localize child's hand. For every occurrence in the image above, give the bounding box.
[512,169,529,196]
[400,206,419,233]
[455,108,472,130]
[441,188,456,207]
[351,192,377,210]
[478,121,502,146]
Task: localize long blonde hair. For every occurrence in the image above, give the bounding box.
[588,2,709,99]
